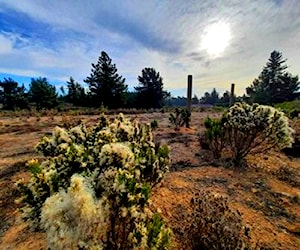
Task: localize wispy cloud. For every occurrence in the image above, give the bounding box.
[0,0,299,96]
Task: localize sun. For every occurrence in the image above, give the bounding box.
[201,22,231,57]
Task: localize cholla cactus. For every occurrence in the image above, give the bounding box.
[169,108,191,130]
[17,114,171,249]
[223,102,294,166]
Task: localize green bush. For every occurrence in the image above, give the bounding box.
[203,103,293,166]
[16,113,171,249]
[185,191,251,250]
[223,103,293,166]
[151,119,158,130]
[275,99,300,118]
[204,117,225,158]
[169,108,191,130]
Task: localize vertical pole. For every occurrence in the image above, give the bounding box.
[229,83,235,107]
[187,75,192,112]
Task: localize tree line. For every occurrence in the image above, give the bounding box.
[0,51,169,110]
[0,50,299,110]
[170,50,299,107]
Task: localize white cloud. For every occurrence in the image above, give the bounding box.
[0,0,300,96]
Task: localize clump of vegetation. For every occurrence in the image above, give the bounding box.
[275,100,300,118]
[169,108,191,130]
[202,103,293,166]
[150,119,158,130]
[16,113,171,249]
[283,117,300,157]
[185,191,251,250]
[204,117,225,158]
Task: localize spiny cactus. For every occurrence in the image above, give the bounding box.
[16,113,171,249]
[169,108,191,130]
[202,103,294,166]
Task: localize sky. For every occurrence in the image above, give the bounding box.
[0,0,300,97]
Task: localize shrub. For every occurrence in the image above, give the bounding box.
[16,113,171,249]
[185,191,251,250]
[151,119,158,130]
[203,117,225,158]
[169,108,191,130]
[202,103,293,166]
[222,103,293,166]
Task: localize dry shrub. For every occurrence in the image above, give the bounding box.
[185,191,251,250]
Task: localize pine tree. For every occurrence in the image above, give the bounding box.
[247,51,299,104]
[0,78,28,110]
[199,88,220,105]
[135,68,169,109]
[66,77,86,106]
[28,77,58,110]
[84,51,127,108]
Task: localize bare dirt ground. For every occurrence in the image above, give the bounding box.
[0,112,299,249]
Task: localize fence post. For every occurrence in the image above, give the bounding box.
[229,83,235,107]
[187,75,192,112]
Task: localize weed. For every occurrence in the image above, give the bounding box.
[185,191,251,250]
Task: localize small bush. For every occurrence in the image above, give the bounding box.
[185,191,251,250]
[203,117,225,158]
[151,119,158,130]
[223,103,293,166]
[16,113,171,249]
[202,103,294,166]
[169,108,191,130]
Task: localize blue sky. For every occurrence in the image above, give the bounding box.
[0,0,299,97]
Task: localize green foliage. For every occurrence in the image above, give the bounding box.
[204,117,225,158]
[275,100,300,119]
[0,78,28,110]
[185,191,251,250]
[199,89,237,107]
[66,77,87,106]
[223,103,293,166]
[200,88,219,105]
[28,77,58,110]
[135,68,170,109]
[16,113,171,249]
[246,50,300,105]
[84,51,128,108]
[169,108,191,130]
[151,119,158,130]
[203,103,294,166]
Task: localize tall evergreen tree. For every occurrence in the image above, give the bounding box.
[84,51,127,108]
[247,51,299,104]
[28,77,58,110]
[0,78,28,110]
[135,68,169,109]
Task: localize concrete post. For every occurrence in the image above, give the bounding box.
[229,83,235,107]
[187,75,192,112]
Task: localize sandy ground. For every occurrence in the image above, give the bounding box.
[0,112,299,249]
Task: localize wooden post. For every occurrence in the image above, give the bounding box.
[229,83,235,107]
[187,75,192,112]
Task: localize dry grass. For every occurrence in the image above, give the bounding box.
[0,112,299,249]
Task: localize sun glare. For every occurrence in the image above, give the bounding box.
[201,22,231,57]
